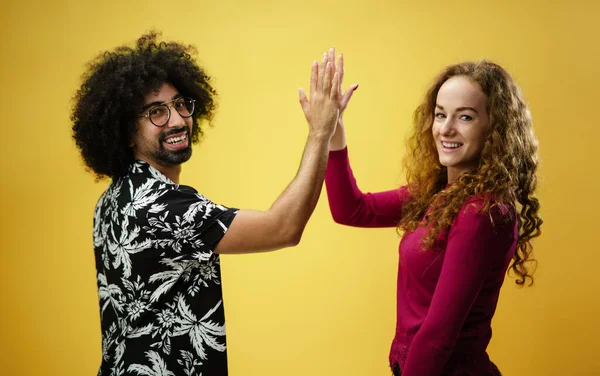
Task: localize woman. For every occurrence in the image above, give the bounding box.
[323,53,542,375]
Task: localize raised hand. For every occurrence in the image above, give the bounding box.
[299,52,341,140]
[325,47,358,117]
[322,48,358,151]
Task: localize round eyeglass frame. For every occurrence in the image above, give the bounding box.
[138,97,196,127]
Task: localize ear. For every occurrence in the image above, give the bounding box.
[129,122,138,148]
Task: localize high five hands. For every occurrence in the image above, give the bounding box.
[299,47,359,143]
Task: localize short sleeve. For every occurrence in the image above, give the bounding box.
[143,185,238,259]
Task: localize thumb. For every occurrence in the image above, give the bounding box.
[340,84,359,108]
[298,88,310,113]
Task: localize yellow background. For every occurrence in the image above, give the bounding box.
[1,0,598,375]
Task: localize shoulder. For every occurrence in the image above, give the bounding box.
[400,185,418,201]
[446,195,517,259]
[460,194,514,221]
[398,185,411,198]
[453,194,517,237]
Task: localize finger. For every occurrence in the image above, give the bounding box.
[299,88,310,113]
[337,53,344,92]
[309,61,317,98]
[319,52,328,92]
[340,83,358,107]
[330,72,340,100]
[318,58,326,93]
[323,62,332,96]
[329,47,336,76]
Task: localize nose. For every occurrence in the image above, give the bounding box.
[165,104,186,128]
[439,117,456,136]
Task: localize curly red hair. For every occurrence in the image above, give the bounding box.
[399,61,542,286]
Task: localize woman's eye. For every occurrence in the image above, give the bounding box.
[435,113,446,119]
[460,115,473,121]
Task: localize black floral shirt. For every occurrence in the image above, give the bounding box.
[93,160,237,376]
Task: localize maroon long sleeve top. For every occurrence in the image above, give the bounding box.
[325,148,517,375]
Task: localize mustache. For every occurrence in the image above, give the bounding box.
[159,127,189,142]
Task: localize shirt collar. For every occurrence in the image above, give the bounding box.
[129,159,175,185]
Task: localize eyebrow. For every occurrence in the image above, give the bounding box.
[140,93,183,112]
[435,104,479,114]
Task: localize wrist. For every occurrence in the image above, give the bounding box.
[329,139,347,151]
[329,120,347,151]
[307,131,332,143]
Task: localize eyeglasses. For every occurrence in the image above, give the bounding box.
[138,97,196,127]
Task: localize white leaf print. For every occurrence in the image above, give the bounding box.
[182,200,206,223]
[114,341,126,366]
[127,323,155,338]
[182,194,224,222]
[128,364,154,376]
[108,219,152,278]
[164,336,171,356]
[149,203,168,214]
[173,295,196,333]
[172,295,226,359]
[191,252,212,263]
[148,259,200,303]
[122,178,166,218]
[189,326,208,360]
[127,350,175,376]
[199,300,223,322]
[196,330,225,355]
[148,164,173,184]
[97,273,124,315]
[131,161,144,174]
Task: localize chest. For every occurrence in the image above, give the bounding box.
[399,226,449,282]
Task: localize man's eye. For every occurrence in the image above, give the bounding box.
[150,107,165,116]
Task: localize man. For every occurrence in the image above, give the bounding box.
[71,32,355,375]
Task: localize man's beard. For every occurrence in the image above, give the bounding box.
[152,127,193,166]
